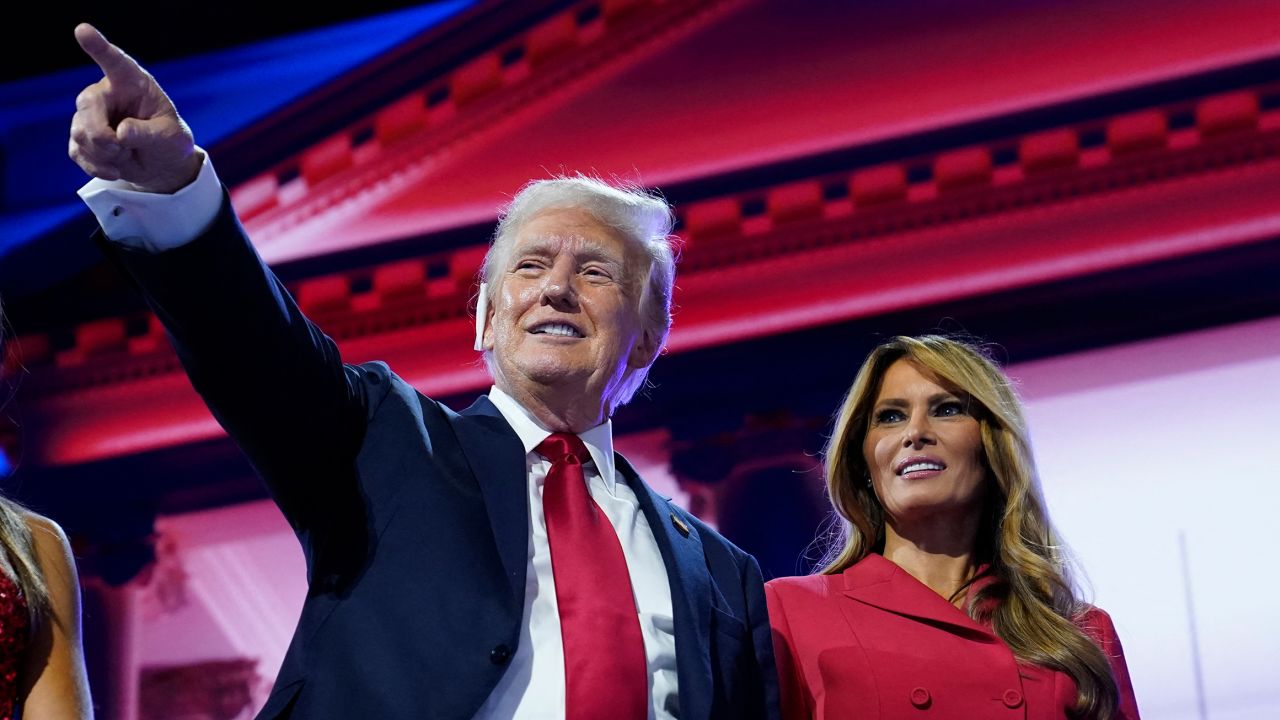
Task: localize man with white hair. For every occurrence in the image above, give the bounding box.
[69,23,778,720]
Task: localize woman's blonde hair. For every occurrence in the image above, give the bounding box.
[0,297,52,627]
[820,335,1119,719]
[0,499,51,627]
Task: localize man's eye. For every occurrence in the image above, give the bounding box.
[582,266,610,278]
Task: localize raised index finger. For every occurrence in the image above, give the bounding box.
[74,23,145,84]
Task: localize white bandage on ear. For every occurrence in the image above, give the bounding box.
[473,282,489,352]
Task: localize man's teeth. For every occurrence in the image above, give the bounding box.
[900,462,944,475]
[534,323,581,337]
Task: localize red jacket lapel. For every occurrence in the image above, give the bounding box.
[840,554,999,641]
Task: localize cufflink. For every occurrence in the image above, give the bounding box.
[670,513,690,537]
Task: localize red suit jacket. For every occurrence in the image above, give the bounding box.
[765,554,1140,720]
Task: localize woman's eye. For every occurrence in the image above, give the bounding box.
[935,401,965,417]
[874,408,906,424]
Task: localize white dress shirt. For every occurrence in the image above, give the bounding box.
[78,149,223,251]
[78,158,680,718]
[475,386,677,720]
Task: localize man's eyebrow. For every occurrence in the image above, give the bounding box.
[515,236,627,264]
[573,244,626,264]
[511,237,559,255]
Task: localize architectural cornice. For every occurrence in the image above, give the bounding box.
[11,81,1279,466]
[229,0,748,252]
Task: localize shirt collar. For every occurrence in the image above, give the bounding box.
[486,385,617,493]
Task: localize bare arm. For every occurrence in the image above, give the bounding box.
[19,514,93,719]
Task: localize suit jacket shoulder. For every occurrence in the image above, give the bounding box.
[1074,605,1142,720]
[611,456,779,720]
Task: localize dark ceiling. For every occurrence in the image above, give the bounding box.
[15,2,453,84]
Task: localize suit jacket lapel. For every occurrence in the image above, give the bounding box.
[452,396,529,601]
[841,554,997,640]
[616,454,714,720]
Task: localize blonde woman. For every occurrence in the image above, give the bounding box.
[766,335,1139,720]
[0,301,95,718]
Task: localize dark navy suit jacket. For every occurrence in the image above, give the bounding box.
[103,197,779,719]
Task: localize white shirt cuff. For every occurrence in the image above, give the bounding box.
[77,148,223,253]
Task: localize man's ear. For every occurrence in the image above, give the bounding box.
[474,282,494,352]
[627,328,662,371]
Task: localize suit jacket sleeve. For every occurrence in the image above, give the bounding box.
[1080,607,1142,720]
[744,554,783,720]
[764,582,812,720]
[98,191,372,549]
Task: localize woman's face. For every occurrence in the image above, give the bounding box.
[862,358,988,527]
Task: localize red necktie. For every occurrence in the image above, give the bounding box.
[537,432,648,720]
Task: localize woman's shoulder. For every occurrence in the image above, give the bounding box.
[19,511,76,577]
[21,510,68,544]
[766,554,892,591]
[1072,603,1124,650]
[1073,604,1116,628]
[765,570,844,600]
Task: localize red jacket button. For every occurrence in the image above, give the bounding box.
[910,687,931,708]
[1002,689,1023,708]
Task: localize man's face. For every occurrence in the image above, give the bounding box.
[483,207,654,415]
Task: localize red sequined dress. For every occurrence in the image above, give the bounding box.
[0,572,29,720]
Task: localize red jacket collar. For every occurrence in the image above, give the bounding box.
[840,553,999,641]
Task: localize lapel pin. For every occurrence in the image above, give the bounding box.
[670,513,690,538]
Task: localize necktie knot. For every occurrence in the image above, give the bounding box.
[536,432,590,466]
